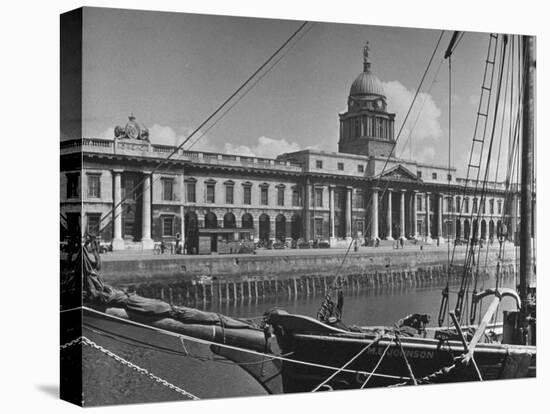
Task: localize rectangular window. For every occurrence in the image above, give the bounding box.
[123,177,135,200]
[446,197,453,213]
[358,164,364,173]
[481,199,486,214]
[417,195,423,211]
[87,213,101,236]
[335,191,345,209]
[260,187,268,205]
[337,162,344,171]
[456,197,461,213]
[315,188,323,207]
[497,200,502,214]
[314,218,324,238]
[186,182,196,203]
[225,185,234,204]
[473,198,478,213]
[356,220,365,236]
[465,198,470,213]
[277,187,284,206]
[355,191,365,209]
[490,199,494,214]
[162,178,174,201]
[292,188,302,206]
[162,216,174,237]
[417,171,422,178]
[66,173,79,199]
[243,186,252,205]
[432,172,437,180]
[206,183,215,203]
[316,160,323,169]
[87,174,101,198]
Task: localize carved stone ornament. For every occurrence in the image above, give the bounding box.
[114,114,150,142]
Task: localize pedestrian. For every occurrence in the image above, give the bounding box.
[400,238,404,249]
[354,239,358,252]
[175,232,181,254]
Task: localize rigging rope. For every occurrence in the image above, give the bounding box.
[321,30,445,318]
[61,336,200,400]
[360,338,394,388]
[80,307,413,381]
[310,332,383,392]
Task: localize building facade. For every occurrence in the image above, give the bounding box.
[60,44,519,252]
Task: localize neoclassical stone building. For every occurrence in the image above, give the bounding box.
[60,44,519,252]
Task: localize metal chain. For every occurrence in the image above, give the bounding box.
[60,336,199,400]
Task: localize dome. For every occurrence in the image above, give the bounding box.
[349,71,385,97]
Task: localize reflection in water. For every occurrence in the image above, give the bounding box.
[204,276,516,327]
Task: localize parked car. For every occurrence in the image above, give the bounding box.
[99,241,112,254]
[272,240,286,249]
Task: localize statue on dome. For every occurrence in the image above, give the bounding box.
[363,41,371,72]
[114,113,150,142]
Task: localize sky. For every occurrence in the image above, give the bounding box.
[77,7,523,179]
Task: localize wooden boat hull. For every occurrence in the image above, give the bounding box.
[268,313,535,392]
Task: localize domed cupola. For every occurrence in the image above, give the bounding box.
[349,43,385,98]
[338,42,396,158]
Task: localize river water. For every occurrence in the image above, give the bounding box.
[205,275,517,326]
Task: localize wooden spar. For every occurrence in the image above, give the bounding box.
[450,311,483,381]
[519,35,535,305]
[464,295,501,364]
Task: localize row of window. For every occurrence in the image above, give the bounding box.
[416,195,503,215]
[184,180,303,207]
[314,160,365,173]
[67,173,502,217]
[416,171,452,181]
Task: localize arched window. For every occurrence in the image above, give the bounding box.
[241,213,253,229]
[223,212,236,228]
[205,212,217,229]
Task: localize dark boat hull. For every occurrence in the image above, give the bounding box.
[77,307,283,405]
[268,313,535,392]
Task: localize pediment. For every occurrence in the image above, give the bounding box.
[378,165,420,182]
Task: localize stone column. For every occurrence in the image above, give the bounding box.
[141,172,154,249]
[399,190,406,240]
[179,172,185,253]
[385,188,393,240]
[371,187,379,242]
[329,185,336,246]
[412,190,418,239]
[345,186,352,241]
[304,178,311,241]
[437,193,444,243]
[112,169,124,251]
[425,192,432,243]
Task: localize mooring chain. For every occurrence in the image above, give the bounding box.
[60,336,200,400]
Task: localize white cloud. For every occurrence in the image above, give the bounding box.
[145,124,304,158]
[383,80,443,145]
[97,127,115,140]
[416,146,436,162]
[225,136,302,158]
[149,124,179,146]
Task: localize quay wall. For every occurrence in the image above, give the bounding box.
[100,250,518,307]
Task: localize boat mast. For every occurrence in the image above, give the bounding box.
[519,35,535,307]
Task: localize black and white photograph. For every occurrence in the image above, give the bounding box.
[58,5,538,407]
[4,1,546,412]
